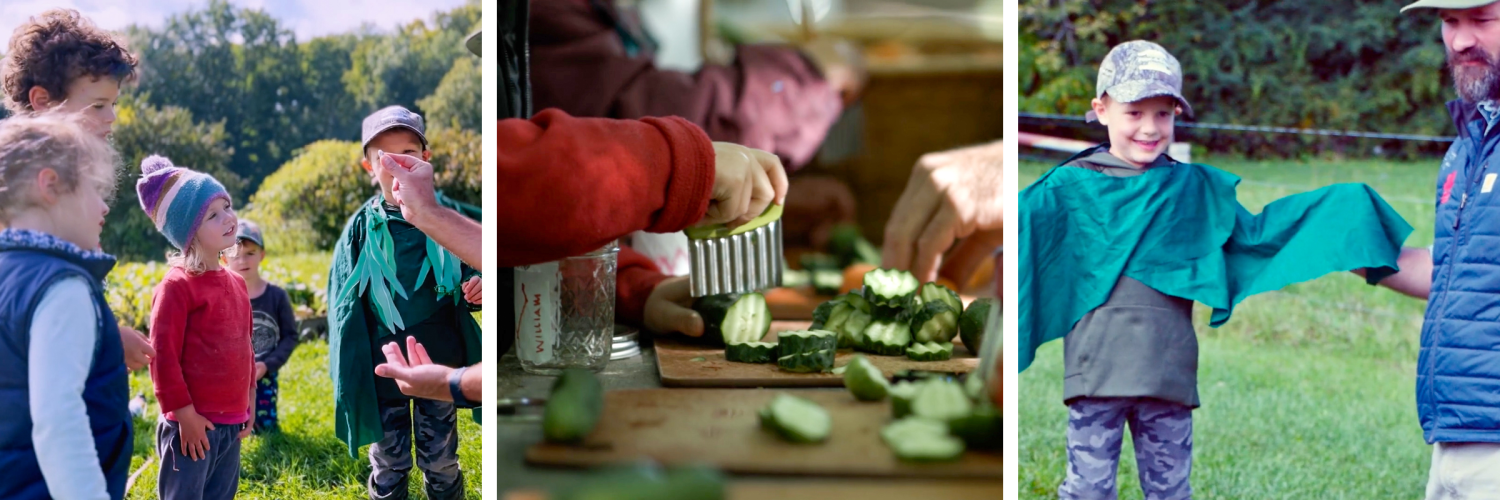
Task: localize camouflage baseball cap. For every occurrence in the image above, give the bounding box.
[1086,40,1194,123]
[1402,0,1499,13]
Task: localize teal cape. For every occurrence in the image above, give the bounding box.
[1018,159,1413,372]
[329,193,483,457]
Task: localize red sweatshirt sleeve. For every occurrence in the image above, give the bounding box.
[495,109,715,267]
[529,0,843,169]
[615,245,669,328]
[149,272,193,414]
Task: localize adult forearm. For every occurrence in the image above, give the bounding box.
[409,208,484,272]
[1360,247,1433,299]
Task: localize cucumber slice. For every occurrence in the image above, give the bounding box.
[777,329,838,355]
[862,268,920,309]
[782,267,811,289]
[858,320,911,356]
[960,298,996,354]
[811,269,844,296]
[543,368,604,444]
[906,341,954,361]
[693,292,772,346]
[918,282,963,313]
[949,403,1002,451]
[881,417,965,462]
[838,309,873,349]
[964,371,987,402]
[759,394,831,443]
[778,348,835,373]
[842,291,872,313]
[842,355,890,401]
[911,379,974,422]
[810,297,846,330]
[820,302,853,334]
[890,381,919,419]
[725,342,778,363]
[910,301,959,344]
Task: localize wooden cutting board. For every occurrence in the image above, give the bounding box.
[657,321,979,388]
[525,389,1002,479]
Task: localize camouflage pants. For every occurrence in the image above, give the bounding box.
[368,398,465,500]
[1058,397,1192,500]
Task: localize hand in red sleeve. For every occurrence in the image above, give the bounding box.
[643,277,703,337]
[706,142,790,229]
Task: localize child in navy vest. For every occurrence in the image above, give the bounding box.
[0,113,132,499]
[137,155,255,500]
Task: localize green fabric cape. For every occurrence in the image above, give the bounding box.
[1018,160,1413,372]
[329,193,483,457]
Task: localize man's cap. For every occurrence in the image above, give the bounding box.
[1402,0,1500,13]
[466,30,480,57]
[237,219,264,249]
[361,105,428,152]
[1086,40,1194,123]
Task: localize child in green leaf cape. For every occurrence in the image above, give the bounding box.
[327,105,481,500]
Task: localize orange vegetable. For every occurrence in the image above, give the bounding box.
[840,263,879,294]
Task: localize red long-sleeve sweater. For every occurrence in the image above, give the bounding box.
[496,109,714,327]
[149,267,254,425]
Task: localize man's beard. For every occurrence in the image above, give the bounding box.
[1450,47,1500,103]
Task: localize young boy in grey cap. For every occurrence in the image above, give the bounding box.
[1056,40,1197,500]
[223,218,300,433]
[328,105,482,499]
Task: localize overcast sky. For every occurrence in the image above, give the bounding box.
[0,0,471,44]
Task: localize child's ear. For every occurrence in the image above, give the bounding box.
[360,158,373,173]
[27,86,54,111]
[422,150,432,162]
[33,168,60,204]
[1090,98,1109,125]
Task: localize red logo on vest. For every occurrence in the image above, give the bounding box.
[1442,171,1458,205]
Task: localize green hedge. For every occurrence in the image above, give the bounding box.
[1021,0,1453,158]
[107,254,329,334]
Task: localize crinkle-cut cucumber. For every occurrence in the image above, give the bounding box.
[838,309,872,349]
[692,292,771,346]
[861,268,920,309]
[811,269,844,296]
[759,394,831,443]
[959,298,996,354]
[915,282,963,315]
[778,329,838,355]
[810,297,846,330]
[910,301,959,344]
[911,379,974,422]
[724,342,778,363]
[778,348,835,373]
[905,341,954,361]
[842,291,872,313]
[842,355,889,401]
[858,319,911,356]
[881,417,965,462]
[890,381,920,419]
[543,368,604,444]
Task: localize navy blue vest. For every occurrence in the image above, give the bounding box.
[0,238,131,499]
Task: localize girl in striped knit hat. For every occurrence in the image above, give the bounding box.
[136,154,254,499]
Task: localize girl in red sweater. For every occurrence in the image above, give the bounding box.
[137,155,254,500]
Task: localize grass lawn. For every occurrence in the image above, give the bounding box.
[123,339,483,498]
[1019,156,1439,499]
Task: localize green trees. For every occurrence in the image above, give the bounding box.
[1021,0,1452,157]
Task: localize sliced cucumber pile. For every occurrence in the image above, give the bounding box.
[725,342,778,363]
[842,355,890,401]
[859,320,911,356]
[693,292,771,346]
[959,298,996,354]
[759,394,832,443]
[910,301,959,344]
[906,341,954,361]
[880,417,965,462]
[543,368,604,444]
[862,268,920,309]
[810,296,845,330]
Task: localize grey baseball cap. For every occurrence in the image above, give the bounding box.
[236,219,264,249]
[1402,0,1499,13]
[466,30,480,56]
[1086,40,1194,123]
[361,105,428,152]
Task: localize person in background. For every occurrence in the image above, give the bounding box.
[223,219,300,434]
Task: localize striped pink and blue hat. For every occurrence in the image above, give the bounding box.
[135,155,230,250]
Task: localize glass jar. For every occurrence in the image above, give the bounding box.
[514,241,619,375]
